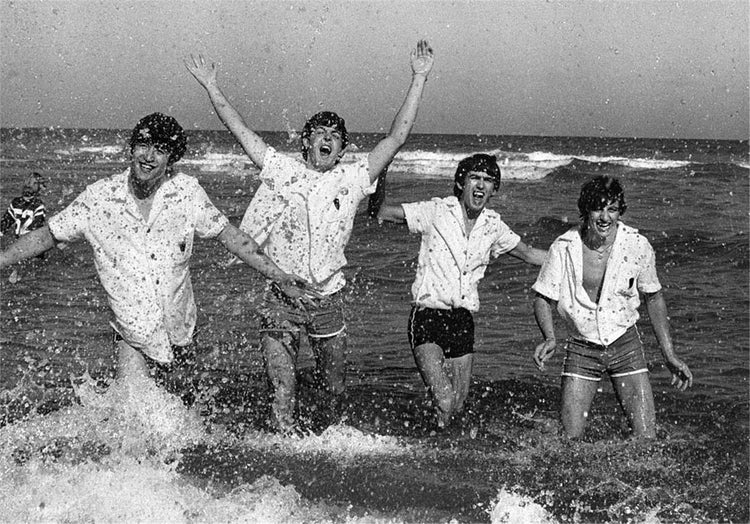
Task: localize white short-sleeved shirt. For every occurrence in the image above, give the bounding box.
[240,147,376,295]
[48,170,229,363]
[402,196,521,312]
[532,222,662,345]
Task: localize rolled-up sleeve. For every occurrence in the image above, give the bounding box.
[532,240,563,301]
[47,190,91,243]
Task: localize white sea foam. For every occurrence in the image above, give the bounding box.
[488,488,556,523]
[0,372,415,523]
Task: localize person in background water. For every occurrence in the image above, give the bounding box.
[186,40,434,433]
[374,154,547,429]
[532,175,693,439]
[0,172,47,240]
[0,113,303,406]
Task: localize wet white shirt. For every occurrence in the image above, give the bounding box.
[48,170,229,363]
[240,147,375,295]
[532,222,662,345]
[402,196,520,312]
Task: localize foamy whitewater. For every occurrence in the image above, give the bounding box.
[0,128,748,522]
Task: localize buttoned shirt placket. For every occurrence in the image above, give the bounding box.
[124,185,165,331]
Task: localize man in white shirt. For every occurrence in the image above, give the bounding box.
[532,175,693,438]
[186,41,435,432]
[0,113,301,405]
[375,154,546,428]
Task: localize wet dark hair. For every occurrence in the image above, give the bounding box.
[577,175,627,220]
[300,111,349,160]
[129,112,187,165]
[453,154,502,197]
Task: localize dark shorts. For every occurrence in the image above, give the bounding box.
[407,306,475,359]
[259,283,346,339]
[562,326,648,382]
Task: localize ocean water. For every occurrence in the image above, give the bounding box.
[0,127,748,523]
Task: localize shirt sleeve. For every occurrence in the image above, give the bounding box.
[351,158,377,197]
[489,219,521,258]
[402,199,437,234]
[636,238,662,293]
[193,182,230,239]
[258,146,299,190]
[532,239,564,301]
[47,189,91,243]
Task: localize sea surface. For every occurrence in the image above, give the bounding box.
[0,128,748,523]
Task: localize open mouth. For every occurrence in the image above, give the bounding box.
[471,189,486,203]
[319,145,332,157]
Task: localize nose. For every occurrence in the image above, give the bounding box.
[140,146,156,160]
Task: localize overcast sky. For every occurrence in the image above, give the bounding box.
[1,0,747,139]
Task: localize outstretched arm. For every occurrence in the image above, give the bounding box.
[533,293,558,371]
[508,241,547,266]
[185,54,268,168]
[219,224,295,283]
[644,290,693,391]
[217,224,316,302]
[367,40,434,183]
[365,162,407,224]
[0,226,56,269]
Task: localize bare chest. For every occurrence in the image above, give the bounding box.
[581,247,610,302]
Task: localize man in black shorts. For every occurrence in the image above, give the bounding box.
[375,154,546,427]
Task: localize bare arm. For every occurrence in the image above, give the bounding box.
[644,290,693,390]
[533,293,558,371]
[367,40,434,183]
[0,226,56,269]
[185,55,268,168]
[217,224,295,284]
[508,241,547,266]
[366,162,407,224]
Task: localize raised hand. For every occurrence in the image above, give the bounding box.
[410,40,434,77]
[185,54,218,88]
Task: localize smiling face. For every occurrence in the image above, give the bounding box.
[129,142,172,198]
[302,125,346,172]
[457,170,497,216]
[585,200,622,242]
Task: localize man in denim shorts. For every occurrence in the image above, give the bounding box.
[187,41,435,432]
[532,176,693,438]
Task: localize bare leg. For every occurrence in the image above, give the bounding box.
[560,376,600,438]
[446,353,474,414]
[310,333,347,426]
[413,342,454,427]
[116,339,151,382]
[611,372,656,438]
[311,333,347,397]
[262,331,299,432]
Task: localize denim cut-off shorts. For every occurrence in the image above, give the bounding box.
[259,282,346,339]
[562,326,648,381]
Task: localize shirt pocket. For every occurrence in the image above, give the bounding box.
[615,264,639,298]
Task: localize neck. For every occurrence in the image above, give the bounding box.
[582,224,616,250]
[129,171,168,201]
